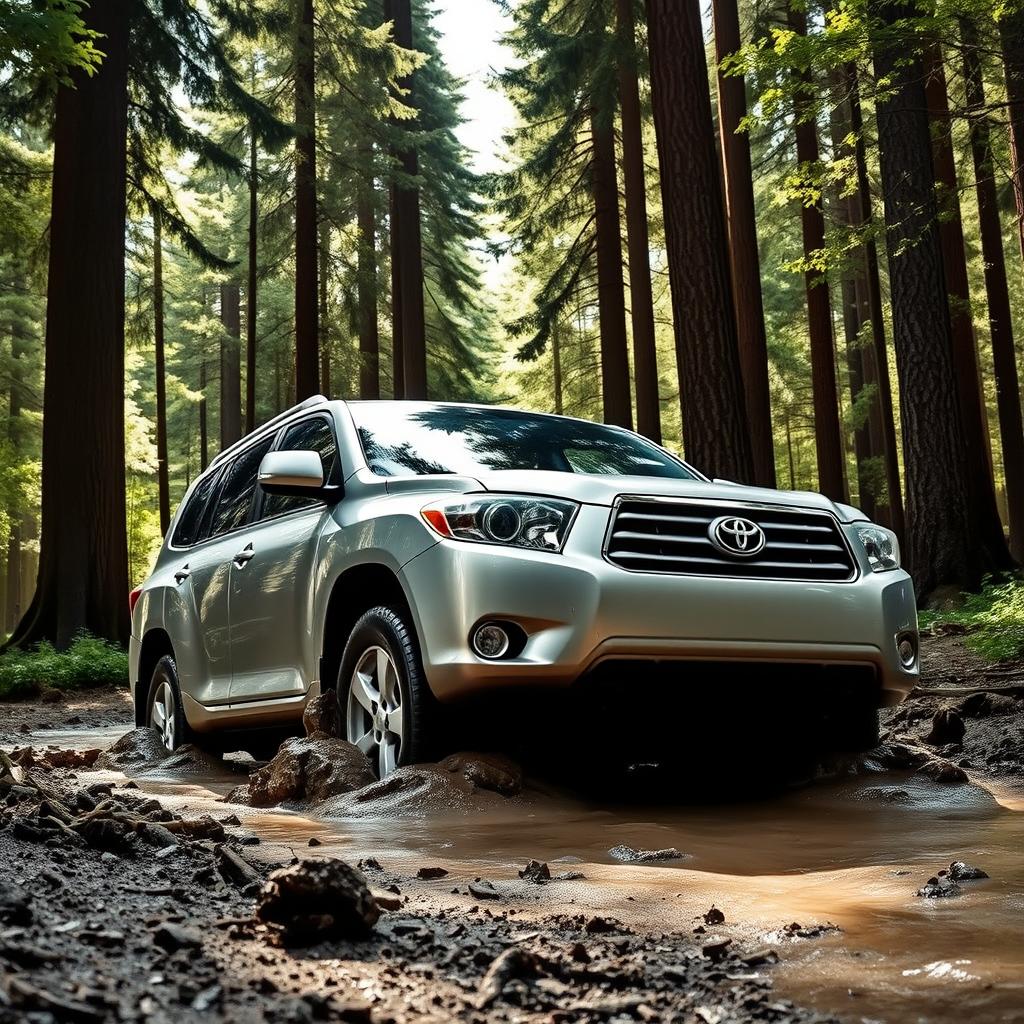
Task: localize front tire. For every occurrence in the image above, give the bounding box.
[338,606,432,777]
[145,655,192,752]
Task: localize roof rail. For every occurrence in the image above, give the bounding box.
[210,394,330,467]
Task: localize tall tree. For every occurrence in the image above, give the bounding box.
[294,0,319,399]
[713,0,775,487]
[7,1,130,648]
[616,0,660,441]
[923,42,1010,564]
[961,17,1024,560]
[357,150,381,398]
[220,283,242,449]
[152,206,170,534]
[246,121,259,434]
[389,0,428,399]
[870,0,1006,595]
[999,5,1024,270]
[646,0,754,482]
[787,3,845,502]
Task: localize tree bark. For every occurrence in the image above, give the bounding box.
[923,42,1010,565]
[390,0,427,399]
[552,318,564,415]
[615,0,660,442]
[7,1,130,649]
[220,283,242,449]
[1000,6,1024,269]
[4,282,29,635]
[246,122,258,433]
[713,0,775,487]
[294,0,319,399]
[590,106,634,430]
[358,158,380,399]
[787,5,845,503]
[961,18,1024,561]
[319,220,331,397]
[199,353,208,472]
[871,0,1007,595]
[152,207,170,535]
[845,64,905,537]
[646,0,754,482]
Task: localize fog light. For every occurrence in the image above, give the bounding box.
[897,634,917,668]
[472,623,510,660]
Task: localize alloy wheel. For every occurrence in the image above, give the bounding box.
[346,645,405,777]
[149,679,177,750]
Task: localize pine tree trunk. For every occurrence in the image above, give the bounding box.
[199,353,209,472]
[923,43,1010,565]
[590,106,633,430]
[713,0,776,488]
[220,283,242,449]
[152,207,170,535]
[788,5,845,502]
[357,151,380,399]
[1000,7,1024,268]
[871,0,1007,595]
[646,0,754,482]
[552,318,564,416]
[845,64,905,536]
[246,123,258,434]
[961,18,1024,561]
[391,0,427,399]
[294,0,319,399]
[4,295,28,634]
[6,1,130,650]
[389,183,404,398]
[319,220,331,398]
[616,0,660,442]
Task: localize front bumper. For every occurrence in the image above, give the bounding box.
[400,504,918,706]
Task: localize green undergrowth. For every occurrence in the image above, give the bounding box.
[0,632,128,701]
[920,577,1024,662]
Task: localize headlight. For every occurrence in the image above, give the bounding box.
[420,494,578,552]
[855,524,900,572]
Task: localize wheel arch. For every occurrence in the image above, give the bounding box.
[320,563,419,694]
[135,628,175,726]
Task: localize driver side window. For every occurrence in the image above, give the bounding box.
[260,416,340,520]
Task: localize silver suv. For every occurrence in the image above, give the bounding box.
[129,396,918,776]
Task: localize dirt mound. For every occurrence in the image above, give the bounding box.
[245,735,376,807]
[96,727,230,778]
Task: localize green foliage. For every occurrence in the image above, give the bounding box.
[0,632,128,700]
[0,0,102,85]
[920,578,1024,661]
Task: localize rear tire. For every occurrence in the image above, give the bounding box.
[145,655,193,752]
[337,605,434,777]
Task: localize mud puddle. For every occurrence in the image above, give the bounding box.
[20,718,1024,1023]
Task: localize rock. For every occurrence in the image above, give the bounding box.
[741,948,779,967]
[371,888,403,911]
[468,880,500,900]
[916,876,961,899]
[948,861,989,881]
[303,689,342,738]
[860,787,912,804]
[440,752,523,796]
[151,922,203,951]
[476,947,543,1009]
[518,859,551,884]
[584,915,617,934]
[701,938,732,962]
[960,692,1020,718]
[220,813,242,826]
[7,977,104,1023]
[10,746,101,770]
[0,882,32,925]
[608,844,685,863]
[918,758,969,784]
[925,709,966,746]
[703,906,725,925]
[257,858,379,945]
[215,844,261,887]
[97,728,168,768]
[307,836,322,847]
[247,736,375,807]
[224,785,251,805]
[417,866,448,880]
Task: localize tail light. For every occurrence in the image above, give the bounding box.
[129,586,142,615]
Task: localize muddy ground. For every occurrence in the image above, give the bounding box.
[1,632,1022,1024]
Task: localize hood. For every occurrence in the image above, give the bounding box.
[465,469,865,523]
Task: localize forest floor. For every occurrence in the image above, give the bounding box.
[0,633,1022,1024]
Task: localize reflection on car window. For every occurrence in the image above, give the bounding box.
[351,403,694,479]
[261,417,339,519]
[172,471,219,547]
[209,439,273,537]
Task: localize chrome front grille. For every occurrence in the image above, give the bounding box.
[605,498,858,581]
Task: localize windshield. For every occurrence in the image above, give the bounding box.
[349,403,696,479]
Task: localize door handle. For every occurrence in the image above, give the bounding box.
[174,565,190,584]
[233,544,255,568]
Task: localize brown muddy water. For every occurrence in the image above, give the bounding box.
[31,723,1024,1023]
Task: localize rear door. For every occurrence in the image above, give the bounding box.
[227,414,342,703]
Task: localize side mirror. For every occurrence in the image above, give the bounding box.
[258,450,340,501]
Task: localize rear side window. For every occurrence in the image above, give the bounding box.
[260,416,340,520]
[171,471,219,547]
[208,438,273,538]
